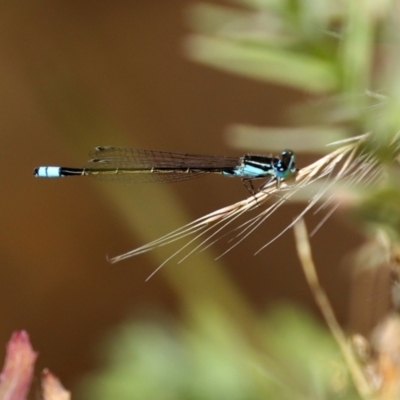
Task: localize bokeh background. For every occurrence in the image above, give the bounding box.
[0,0,386,398]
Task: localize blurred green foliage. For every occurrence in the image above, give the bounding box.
[79,305,360,400]
[354,185,400,243]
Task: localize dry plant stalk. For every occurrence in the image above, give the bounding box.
[110,133,382,281]
[293,218,373,399]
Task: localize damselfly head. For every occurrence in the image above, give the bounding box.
[274,149,297,178]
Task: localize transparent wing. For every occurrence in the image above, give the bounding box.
[85,147,240,183]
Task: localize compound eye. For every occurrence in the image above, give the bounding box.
[281,149,293,157]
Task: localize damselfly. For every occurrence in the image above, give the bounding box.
[34,146,298,190]
[33,139,379,280]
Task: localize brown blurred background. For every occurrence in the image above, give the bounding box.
[0,0,377,395]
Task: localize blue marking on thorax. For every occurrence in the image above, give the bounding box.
[222,164,274,178]
[222,150,297,182]
[239,163,275,178]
